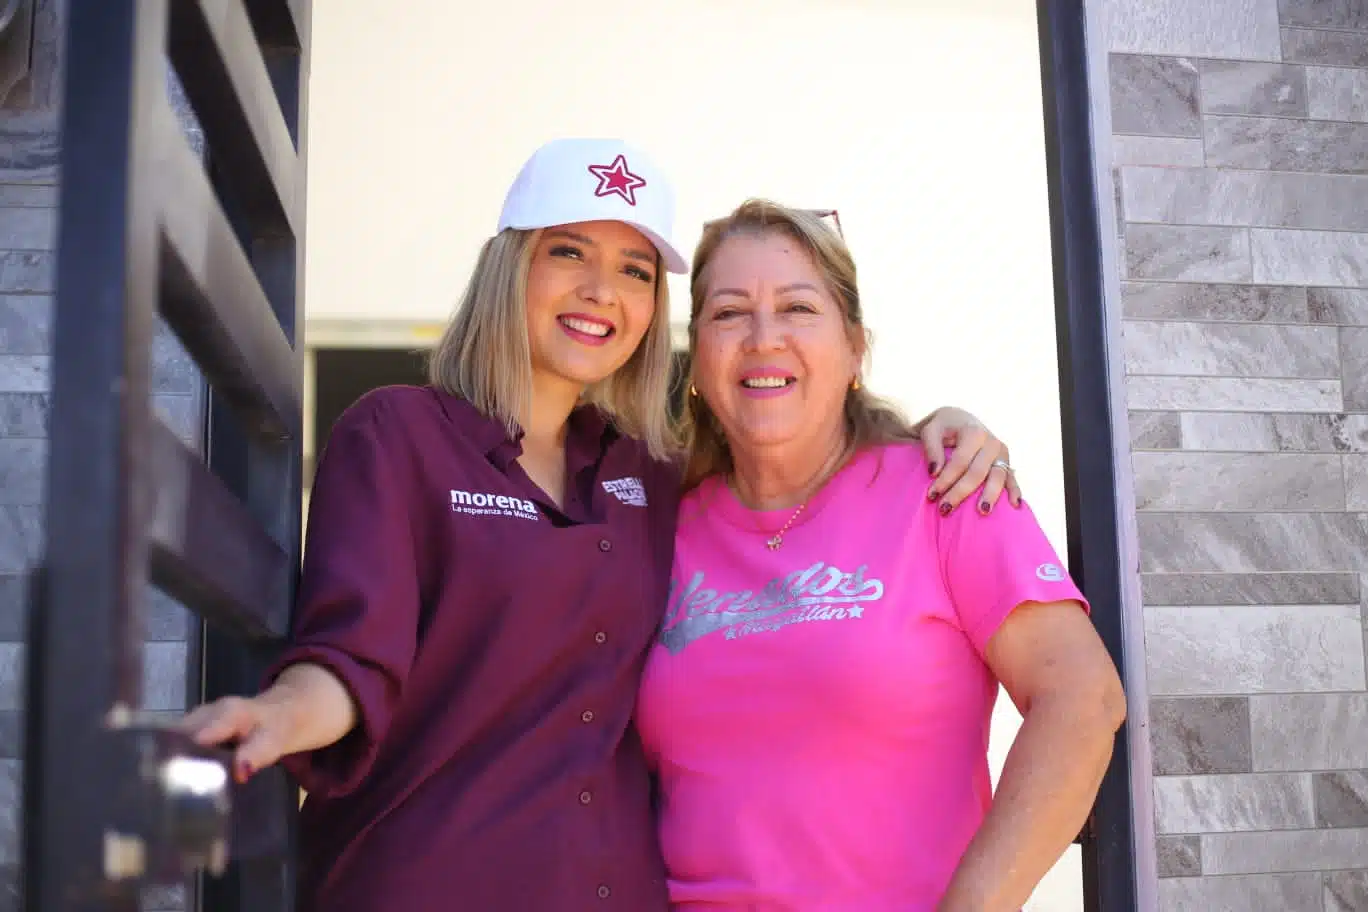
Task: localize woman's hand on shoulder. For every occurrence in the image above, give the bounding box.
[916,406,1022,514]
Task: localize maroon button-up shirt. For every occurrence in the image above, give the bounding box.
[268,386,680,911]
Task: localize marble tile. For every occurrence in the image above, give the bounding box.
[0,575,20,640]
[1310,289,1368,325]
[1348,455,1368,510]
[0,760,13,866]
[0,206,55,252]
[0,251,52,294]
[1202,827,1368,874]
[1123,321,1339,378]
[1134,452,1345,510]
[1122,166,1368,232]
[1111,135,1205,167]
[1345,328,1368,409]
[1145,604,1365,694]
[1282,28,1368,67]
[143,641,188,712]
[1279,0,1368,30]
[1326,870,1368,912]
[0,356,47,393]
[1110,54,1201,136]
[154,394,204,450]
[143,883,188,912]
[151,325,201,395]
[1315,771,1368,827]
[1143,572,1360,605]
[1155,773,1314,834]
[1251,228,1368,287]
[1122,282,1309,322]
[1108,0,1282,59]
[1179,412,1368,452]
[1157,873,1323,911]
[1136,513,1368,572]
[0,112,59,184]
[0,645,17,711]
[1251,693,1368,770]
[1207,115,1368,175]
[0,440,43,507]
[0,393,45,440]
[0,295,50,355]
[1129,410,1181,449]
[1151,696,1252,775]
[146,588,192,642]
[0,506,41,574]
[1125,225,1251,282]
[1199,60,1307,117]
[1156,835,1202,876]
[0,186,56,208]
[1308,66,1368,123]
[1127,377,1341,412]
[0,711,16,759]
[0,863,14,912]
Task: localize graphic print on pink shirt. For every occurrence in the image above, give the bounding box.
[635,443,1090,911]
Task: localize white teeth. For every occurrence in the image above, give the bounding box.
[742,376,790,388]
[561,316,611,337]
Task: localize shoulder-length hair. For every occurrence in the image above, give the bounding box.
[680,199,918,489]
[428,227,678,461]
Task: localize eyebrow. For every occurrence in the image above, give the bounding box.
[709,282,822,300]
[544,229,656,265]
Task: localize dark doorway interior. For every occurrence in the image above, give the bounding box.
[311,346,429,480]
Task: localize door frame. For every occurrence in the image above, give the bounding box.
[1036,1,1156,909]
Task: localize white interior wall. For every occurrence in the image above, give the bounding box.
[303,1,1077,907]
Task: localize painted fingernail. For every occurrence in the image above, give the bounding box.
[927,488,940,502]
[979,501,992,515]
[236,762,254,783]
[939,501,953,516]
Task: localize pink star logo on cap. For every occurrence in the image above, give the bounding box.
[587,154,647,206]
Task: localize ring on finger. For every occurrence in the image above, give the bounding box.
[991,459,1013,474]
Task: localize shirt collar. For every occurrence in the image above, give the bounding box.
[432,387,621,471]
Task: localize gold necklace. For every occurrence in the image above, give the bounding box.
[736,439,847,551]
[766,502,806,551]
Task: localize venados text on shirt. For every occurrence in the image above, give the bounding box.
[660,561,884,653]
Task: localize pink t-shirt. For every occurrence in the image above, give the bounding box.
[635,443,1089,910]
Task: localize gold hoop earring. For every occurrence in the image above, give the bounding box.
[689,384,698,397]
[851,377,861,391]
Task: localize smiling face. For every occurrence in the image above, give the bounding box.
[524,219,660,397]
[692,230,862,456]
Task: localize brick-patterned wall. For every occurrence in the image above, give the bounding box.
[0,2,205,910]
[1105,0,1368,908]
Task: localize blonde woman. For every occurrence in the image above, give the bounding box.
[637,200,1125,911]
[180,143,1020,911]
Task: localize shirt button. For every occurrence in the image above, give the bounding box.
[598,538,612,552]
[581,710,594,723]
[579,790,592,805]
[594,631,607,644]
[597,885,611,899]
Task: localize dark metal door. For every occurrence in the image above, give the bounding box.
[23,1,311,910]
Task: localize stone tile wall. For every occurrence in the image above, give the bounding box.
[1104,0,1368,908]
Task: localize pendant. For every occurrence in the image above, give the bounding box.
[766,535,783,551]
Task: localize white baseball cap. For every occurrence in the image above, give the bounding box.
[496,138,688,274]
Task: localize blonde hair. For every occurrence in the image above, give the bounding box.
[428,227,678,461]
[680,199,918,489]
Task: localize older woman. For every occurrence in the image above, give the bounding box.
[635,200,1126,911]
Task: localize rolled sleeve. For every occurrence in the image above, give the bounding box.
[265,395,421,798]
[935,498,1090,657]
